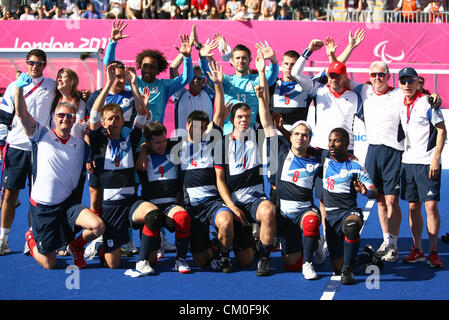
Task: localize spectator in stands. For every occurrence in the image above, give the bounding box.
[423,0,445,23]
[142,0,158,19]
[224,7,233,18]
[20,5,35,19]
[81,2,104,18]
[344,0,363,21]
[246,0,261,19]
[157,0,172,19]
[0,9,15,19]
[188,5,201,19]
[106,0,126,18]
[394,0,421,22]
[215,0,227,18]
[126,0,142,19]
[278,0,298,17]
[175,0,190,18]
[207,5,220,19]
[276,6,291,19]
[260,0,277,19]
[234,4,252,20]
[226,0,242,18]
[52,5,67,19]
[91,0,109,16]
[43,0,58,17]
[191,0,209,18]
[77,0,90,12]
[172,5,183,18]
[313,7,327,20]
[35,5,47,19]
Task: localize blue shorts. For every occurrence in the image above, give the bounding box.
[237,197,268,224]
[365,144,402,196]
[2,146,32,190]
[102,197,135,253]
[87,171,100,189]
[128,199,177,231]
[29,196,86,255]
[277,206,320,256]
[187,199,233,254]
[400,163,441,202]
[325,208,363,261]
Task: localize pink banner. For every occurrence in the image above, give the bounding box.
[1,20,448,130]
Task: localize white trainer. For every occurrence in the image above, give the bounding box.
[302,261,318,280]
[84,236,103,261]
[136,260,155,276]
[376,241,388,257]
[175,258,192,274]
[0,238,10,255]
[315,236,326,265]
[381,245,399,262]
[157,248,165,259]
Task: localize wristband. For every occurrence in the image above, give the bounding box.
[89,109,101,123]
[301,48,313,60]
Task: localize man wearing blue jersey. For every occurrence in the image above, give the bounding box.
[215,50,277,276]
[323,127,382,285]
[200,37,279,135]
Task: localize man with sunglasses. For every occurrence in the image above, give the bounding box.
[348,61,405,263]
[13,72,105,269]
[397,67,446,268]
[0,49,56,256]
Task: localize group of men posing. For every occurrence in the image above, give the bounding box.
[0,22,446,286]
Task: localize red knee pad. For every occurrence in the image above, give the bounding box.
[283,256,303,272]
[302,214,321,238]
[142,225,159,238]
[173,211,190,238]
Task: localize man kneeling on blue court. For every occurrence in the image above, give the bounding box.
[14,72,105,270]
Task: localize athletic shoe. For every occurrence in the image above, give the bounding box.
[210,257,233,273]
[403,246,425,264]
[375,241,389,258]
[23,241,31,256]
[256,257,270,276]
[136,260,155,276]
[364,245,384,269]
[84,236,103,261]
[121,239,138,257]
[161,233,176,252]
[0,238,10,255]
[427,251,443,268]
[315,235,326,265]
[381,245,399,263]
[302,261,318,280]
[24,230,34,257]
[67,242,87,268]
[340,266,354,285]
[175,258,192,274]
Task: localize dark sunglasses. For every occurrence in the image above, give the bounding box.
[328,73,342,80]
[27,60,45,67]
[399,77,417,85]
[55,113,76,119]
[370,72,386,78]
[193,75,205,80]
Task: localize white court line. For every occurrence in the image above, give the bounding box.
[319,199,376,300]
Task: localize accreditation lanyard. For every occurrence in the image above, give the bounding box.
[404,91,422,124]
[23,78,44,99]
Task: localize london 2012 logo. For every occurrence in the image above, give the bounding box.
[374,40,405,64]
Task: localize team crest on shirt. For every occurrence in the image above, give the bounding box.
[150,86,159,94]
[306,163,315,173]
[245,82,254,92]
[340,169,349,178]
[122,98,130,107]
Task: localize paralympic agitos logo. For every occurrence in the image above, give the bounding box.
[373,40,405,64]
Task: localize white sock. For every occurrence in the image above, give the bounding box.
[383,233,389,244]
[0,228,10,241]
[386,233,398,247]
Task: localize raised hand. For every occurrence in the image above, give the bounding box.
[348,28,366,49]
[175,34,194,57]
[142,86,151,106]
[308,39,325,52]
[255,40,276,62]
[15,72,32,89]
[106,62,117,84]
[199,38,219,58]
[255,49,266,73]
[325,36,337,57]
[110,20,129,42]
[206,59,223,84]
[125,66,137,84]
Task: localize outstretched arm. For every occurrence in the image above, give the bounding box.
[207,59,225,128]
[89,63,116,131]
[255,50,275,138]
[14,73,36,137]
[103,20,129,67]
[335,28,366,64]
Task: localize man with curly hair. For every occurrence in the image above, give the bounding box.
[103,20,194,124]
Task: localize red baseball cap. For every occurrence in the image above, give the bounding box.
[327,61,347,76]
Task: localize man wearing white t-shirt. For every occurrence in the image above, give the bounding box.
[397,67,446,268]
[351,61,404,262]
